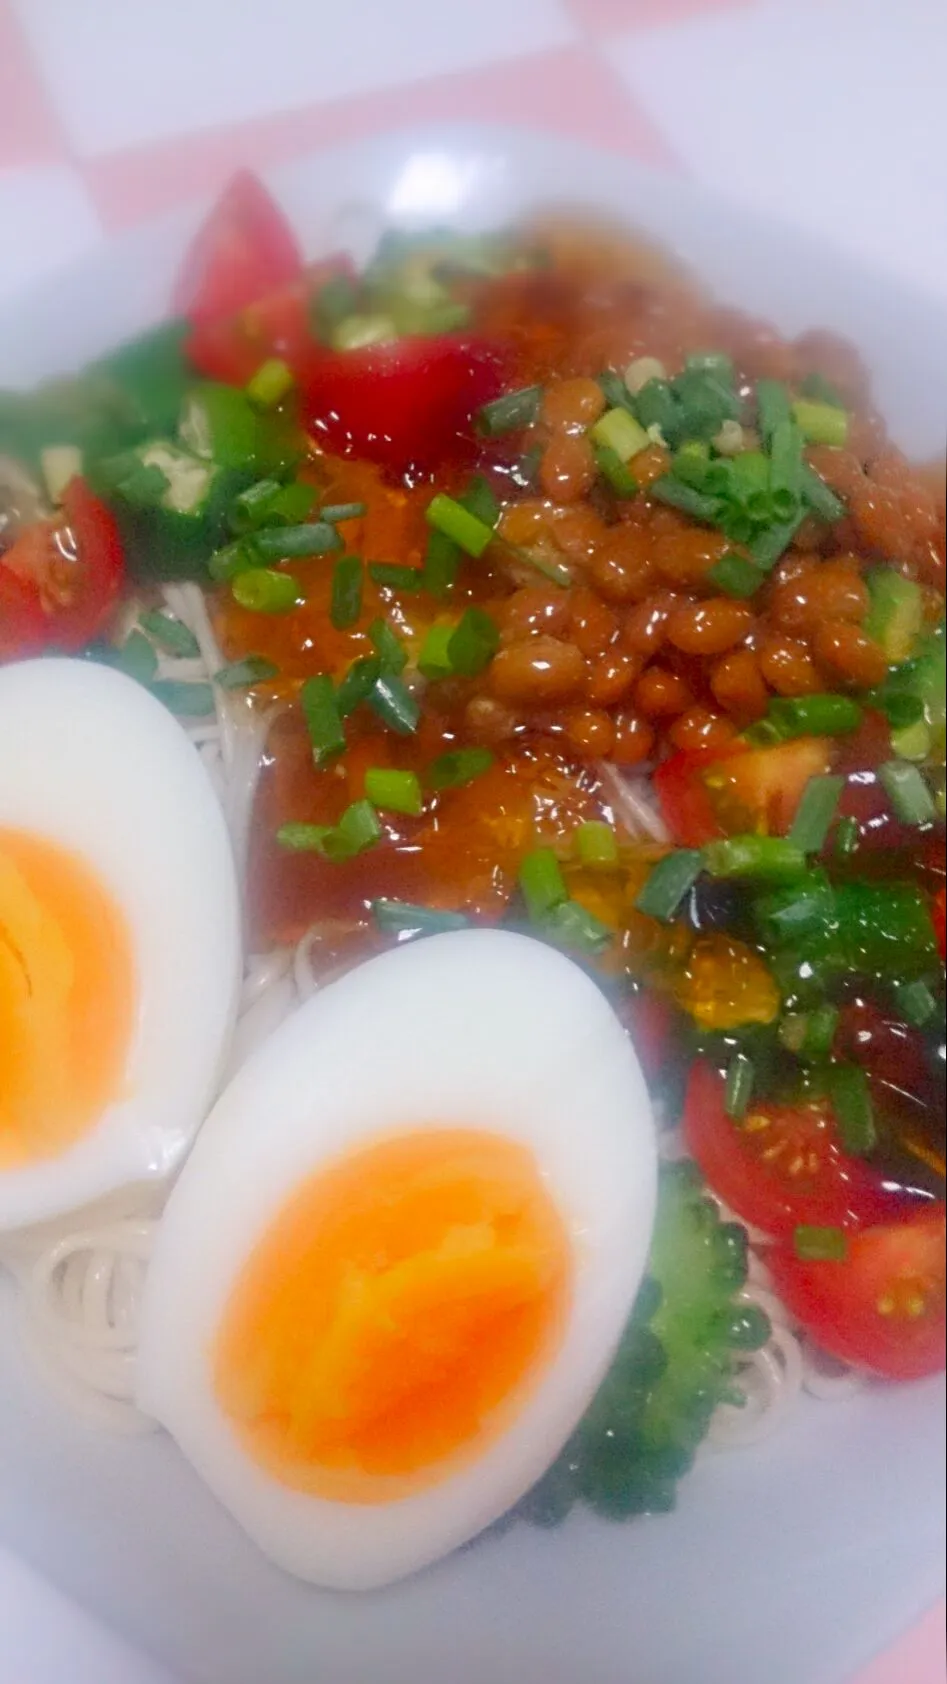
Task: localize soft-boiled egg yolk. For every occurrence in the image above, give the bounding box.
[214,1129,573,1503]
[0,827,134,1169]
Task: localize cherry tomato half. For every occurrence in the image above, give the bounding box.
[172,170,303,327]
[654,737,832,847]
[1,478,124,653]
[0,561,46,659]
[768,1207,946,1379]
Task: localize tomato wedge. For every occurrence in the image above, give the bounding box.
[768,1208,946,1379]
[172,170,303,327]
[1,478,124,652]
[184,258,355,387]
[0,561,46,659]
[654,737,832,846]
[682,1060,903,1237]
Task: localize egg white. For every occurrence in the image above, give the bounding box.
[137,928,657,1590]
[0,657,241,1230]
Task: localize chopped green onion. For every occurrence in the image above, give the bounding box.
[720,506,757,547]
[229,477,283,532]
[671,440,711,487]
[208,539,260,582]
[330,556,363,630]
[788,774,846,853]
[418,623,455,681]
[477,385,543,436]
[649,477,720,524]
[828,1063,876,1156]
[138,609,200,658]
[794,1225,848,1262]
[300,674,345,764]
[792,399,849,447]
[150,680,214,716]
[755,380,792,443]
[246,357,294,408]
[266,481,319,525]
[505,541,573,589]
[798,464,845,524]
[369,672,420,735]
[703,836,806,882]
[368,618,407,674]
[633,377,682,443]
[542,899,612,955]
[729,450,770,498]
[368,563,423,592]
[593,443,638,498]
[672,369,741,440]
[745,489,775,526]
[575,820,620,869]
[447,607,499,678]
[214,655,279,690]
[685,351,735,382]
[780,1004,840,1060]
[311,273,359,343]
[426,493,494,558]
[113,631,158,684]
[422,529,461,598]
[768,420,804,498]
[253,522,342,560]
[591,406,649,462]
[766,694,863,739]
[635,849,703,921]
[426,747,494,790]
[834,814,859,858]
[874,688,925,731]
[231,568,300,614]
[178,383,257,467]
[336,655,382,717]
[518,848,568,921]
[276,822,332,853]
[372,899,470,936]
[753,873,835,946]
[707,552,766,598]
[890,719,930,762]
[291,799,385,863]
[331,312,396,351]
[878,761,936,825]
[894,980,938,1027]
[460,473,501,528]
[364,767,423,817]
[725,1053,755,1121]
[770,487,800,523]
[512,445,543,491]
[748,510,807,570]
[800,372,844,407]
[320,501,367,524]
[703,460,736,498]
[598,369,637,413]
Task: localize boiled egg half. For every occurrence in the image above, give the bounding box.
[0,657,241,1230]
[137,929,657,1589]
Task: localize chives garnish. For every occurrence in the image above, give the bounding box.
[447,607,500,678]
[671,441,712,489]
[518,848,568,921]
[575,819,620,869]
[208,539,260,582]
[828,1063,876,1156]
[330,556,363,630]
[672,368,741,437]
[766,694,863,739]
[770,487,799,523]
[794,1225,848,1262]
[878,760,936,825]
[422,528,461,598]
[512,444,543,490]
[703,460,735,497]
[788,774,846,853]
[364,767,423,817]
[368,617,407,674]
[593,443,638,498]
[649,476,720,524]
[707,552,765,598]
[311,272,359,343]
[460,473,501,528]
[372,899,470,935]
[150,679,214,716]
[253,521,342,560]
[246,357,294,408]
[229,477,283,532]
[755,379,792,443]
[834,814,859,858]
[139,609,200,658]
[214,655,280,689]
[729,450,770,498]
[753,875,835,945]
[231,568,300,614]
[720,506,756,547]
[368,563,423,592]
[477,385,543,436]
[894,980,938,1027]
[319,501,367,524]
[745,489,774,526]
[591,406,649,462]
[792,399,849,447]
[748,509,807,570]
[634,849,703,921]
[266,480,319,525]
[598,369,636,413]
[426,493,494,557]
[506,540,573,589]
[282,800,384,863]
[685,351,735,382]
[798,463,845,524]
[418,623,455,681]
[369,672,420,735]
[633,377,682,442]
[543,899,612,955]
[800,372,843,407]
[703,835,806,882]
[780,1004,839,1060]
[277,822,331,852]
[336,655,381,717]
[427,746,494,790]
[768,420,804,498]
[725,1052,755,1121]
[300,674,345,764]
[113,631,158,683]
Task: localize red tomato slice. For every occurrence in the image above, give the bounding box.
[0,561,46,659]
[768,1208,946,1380]
[1,478,124,652]
[301,334,507,476]
[653,746,728,846]
[184,258,355,386]
[682,1060,903,1237]
[172,170,303,327]
[654,737,832,846]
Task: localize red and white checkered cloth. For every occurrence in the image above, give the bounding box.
[0,1,944,1680]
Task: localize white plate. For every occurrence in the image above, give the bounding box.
[0,124,944,1684]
